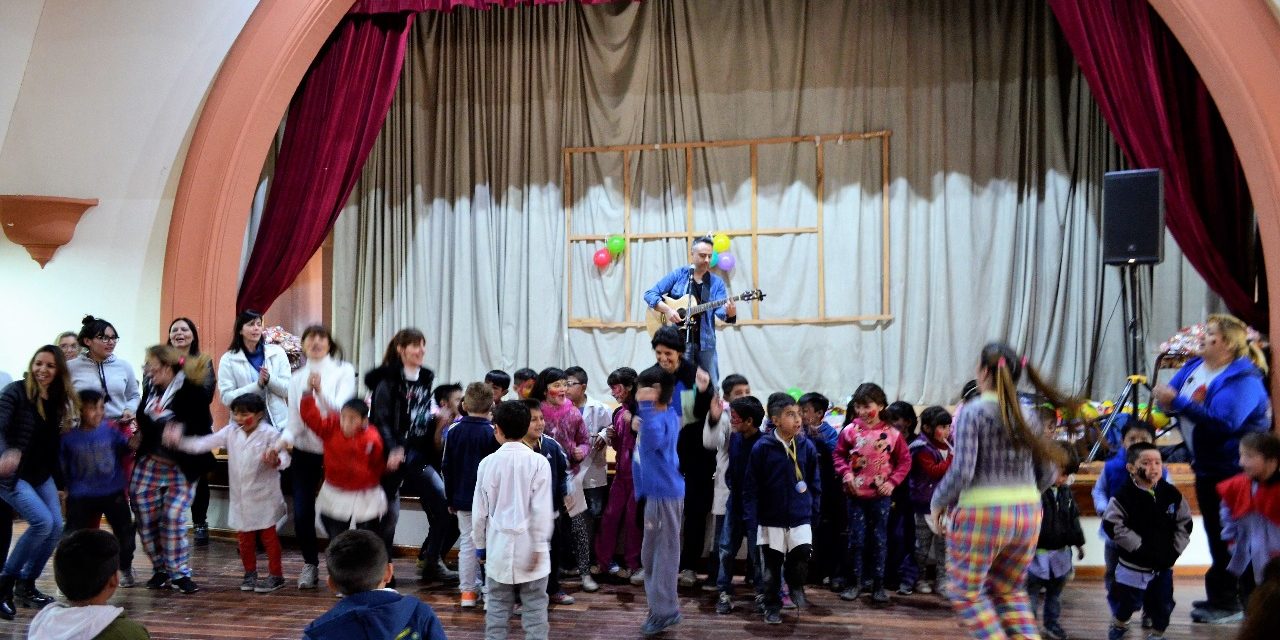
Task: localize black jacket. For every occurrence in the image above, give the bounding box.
[135,379,215,482]
[1036,485,1086,551]
[0,381,66,489]
[1102,477,1193,571]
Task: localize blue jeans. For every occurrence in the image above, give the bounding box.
[847,496,890,584]
[0,478,63,580]
[716,504,760,595]
[686,347,719,386]
[413,465,456,562]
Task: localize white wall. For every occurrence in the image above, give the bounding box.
[0,0,258,377]
[0,1,44,152]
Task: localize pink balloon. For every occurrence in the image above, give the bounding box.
[717,252,736,271]
[593,248,611,268]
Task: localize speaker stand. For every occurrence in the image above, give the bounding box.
[1085,262,1153,464]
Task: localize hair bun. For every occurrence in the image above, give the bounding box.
[81,315,97,326]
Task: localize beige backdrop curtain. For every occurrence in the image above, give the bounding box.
[330,0,1217,404]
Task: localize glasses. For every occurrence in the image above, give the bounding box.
[95,335,121,343]
[565,381,584,387]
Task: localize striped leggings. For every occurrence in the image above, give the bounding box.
[130,456,197,578]
[945,502,1042,639]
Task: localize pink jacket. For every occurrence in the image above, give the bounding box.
[833,419,912,499]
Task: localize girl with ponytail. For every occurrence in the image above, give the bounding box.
[929,342,1066,638]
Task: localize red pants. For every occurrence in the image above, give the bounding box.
[237,527,283,577]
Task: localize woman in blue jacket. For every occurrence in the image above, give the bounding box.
[1154,313,1270,623]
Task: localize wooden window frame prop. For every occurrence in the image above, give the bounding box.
[563,131,892,329]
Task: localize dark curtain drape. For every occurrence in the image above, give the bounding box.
[236,12,413,313]
[1049,0,1266,330]
[237,0,629,314]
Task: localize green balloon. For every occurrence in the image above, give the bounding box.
[607,234,626,256]
[786,387,803,401]
[710,251,719,268]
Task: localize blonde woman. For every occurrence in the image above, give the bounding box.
[1153,313,1270,624]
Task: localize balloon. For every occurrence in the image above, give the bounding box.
[607,234,626,256]
[709,251,719,268]
[786,387,803,401]
[712,233,731,254]
[717,252,736,272]
[593,248,611,268]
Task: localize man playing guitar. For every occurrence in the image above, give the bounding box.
[643,236,736,382]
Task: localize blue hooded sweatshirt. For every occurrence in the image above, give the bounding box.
[1167,356,1271,478]
[303,590,446,640]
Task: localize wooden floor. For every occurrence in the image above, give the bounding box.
[0,538,1245,639]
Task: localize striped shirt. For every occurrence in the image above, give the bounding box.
[931,394,1058,510]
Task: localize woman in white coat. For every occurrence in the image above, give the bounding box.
[217,310,291,433]
[284,325,355,589]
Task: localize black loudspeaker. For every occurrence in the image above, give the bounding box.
[1103,168,1164,265]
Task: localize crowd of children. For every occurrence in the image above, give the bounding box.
[7,317,1280,640]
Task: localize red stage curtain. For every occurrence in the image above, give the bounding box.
[237,0,631,314]
[236,12,413,313]
[1049,0,1265,330]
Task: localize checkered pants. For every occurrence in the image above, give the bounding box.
[945,502,1042,639]
[130,455,197,578]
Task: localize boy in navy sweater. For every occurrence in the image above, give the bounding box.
[60,389,138,587]
[441,382,500,608]
[635,365,685,637]
[519,399,574,605]
[744,395,821,624]
[304,530,445,640]
[715,396,766,615]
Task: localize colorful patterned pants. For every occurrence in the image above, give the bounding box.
[130,456,196,578]
[945,502,1042,639]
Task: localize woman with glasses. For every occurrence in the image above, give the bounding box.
[67,316,140,427]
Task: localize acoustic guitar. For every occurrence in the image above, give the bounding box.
[645,289,766,337]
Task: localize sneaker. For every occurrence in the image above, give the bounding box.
[240,571,258,592]
[754,594,766,614]
[1109,618,1129,640]
[829,577,847,593]
[299,563,319,590]
[581,573,599,592]
[839,586,860,601]
[171,576,199,594]
[1191,607,1244,624]
[764,608,783,625]
[589,564,601,575]
[781,593,796,610]
[145,571,170,590]
[460,590,478,608]
[607,563,623,576]
[678,569,697,588]
[915,580,932,595]
[1042,622,1066,640]
[1190,599,1211,609]
[716,593,734,615]
[1146,633,1165,640]
[254,575,286,593]
[641,612,682,636]
[118,570,135,589]
[790,588,809,609]
[629,569,645,586]
[897,582,914,596]
[550,591,575,605]
[616,568,632,580]
[871,587,891,604]
[193,524,209,547]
